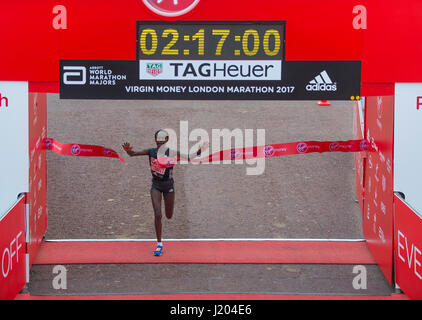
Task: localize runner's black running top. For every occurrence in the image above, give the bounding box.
[148,148,173,182]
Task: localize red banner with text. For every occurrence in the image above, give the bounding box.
[353,100,365,214]
[27,92,48,267]
[363,96,394,285]
[394,194,422,300]
[0,196,26,300]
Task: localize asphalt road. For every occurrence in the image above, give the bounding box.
[45,95,363,240]
[26,95,389,297]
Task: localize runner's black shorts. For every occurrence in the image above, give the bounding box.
[150,179,175,194]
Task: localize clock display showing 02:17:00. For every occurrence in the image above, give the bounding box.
[136,23,285,60]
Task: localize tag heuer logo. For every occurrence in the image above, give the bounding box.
[146,63,163,76]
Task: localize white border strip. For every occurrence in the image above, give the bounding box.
[25,254,30,283]
[25,203,30,243]
[45,238,366,242]
[357,97,365,136]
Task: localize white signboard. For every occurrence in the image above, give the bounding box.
[0,81,28,217]
[394,83,422,216]
[139,60,282,81]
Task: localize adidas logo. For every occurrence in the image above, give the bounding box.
[306,70,337,92]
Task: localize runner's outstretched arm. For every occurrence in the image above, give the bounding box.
[122,142,149,156]
[175,141,209,161]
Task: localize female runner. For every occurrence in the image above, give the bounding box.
[122,129,207,256]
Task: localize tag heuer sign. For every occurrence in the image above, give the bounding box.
[146,63,163,76]
[142,0,200,17]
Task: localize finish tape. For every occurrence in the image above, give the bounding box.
[45,138,126,164]
[44,138,367,168]
[158,139,368,167]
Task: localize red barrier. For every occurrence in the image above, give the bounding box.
[362,96,394,285]
[353,100,365,213]
[26,92,47,267]
[0,197,26,300]
[394,195,422,299]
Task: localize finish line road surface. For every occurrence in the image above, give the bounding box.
[45,96,362,240]
[25,96,395,298]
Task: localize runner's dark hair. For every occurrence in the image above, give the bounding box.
[155,129,169,138]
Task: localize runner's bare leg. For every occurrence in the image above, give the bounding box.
[163,192,175,220]
[150,189,162,242]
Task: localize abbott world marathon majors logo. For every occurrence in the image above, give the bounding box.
[306,70,337,92]
[62,65,127,86]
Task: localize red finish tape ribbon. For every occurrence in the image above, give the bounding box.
[45,138,127,164]
[44,138,367,168]
[158,139,368,166]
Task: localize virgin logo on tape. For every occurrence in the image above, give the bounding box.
[71,144,81,155]
[142,0,200,17]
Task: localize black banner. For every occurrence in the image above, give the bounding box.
[59,60,361,100]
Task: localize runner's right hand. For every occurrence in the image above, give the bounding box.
[122,142,132,152]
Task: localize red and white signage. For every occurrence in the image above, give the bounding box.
[142,0,200,17]
[353,100,365,213]
[394,83,422,214]
[0,81,29,216]
[394,195,422,300]
[363,95,395,285]
[0,196,26,300]
[26,92,47,267]
[417,96,422,110]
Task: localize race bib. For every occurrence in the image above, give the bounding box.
[150,158,166,176]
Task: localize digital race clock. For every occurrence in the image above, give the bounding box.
[136,22,285,60]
